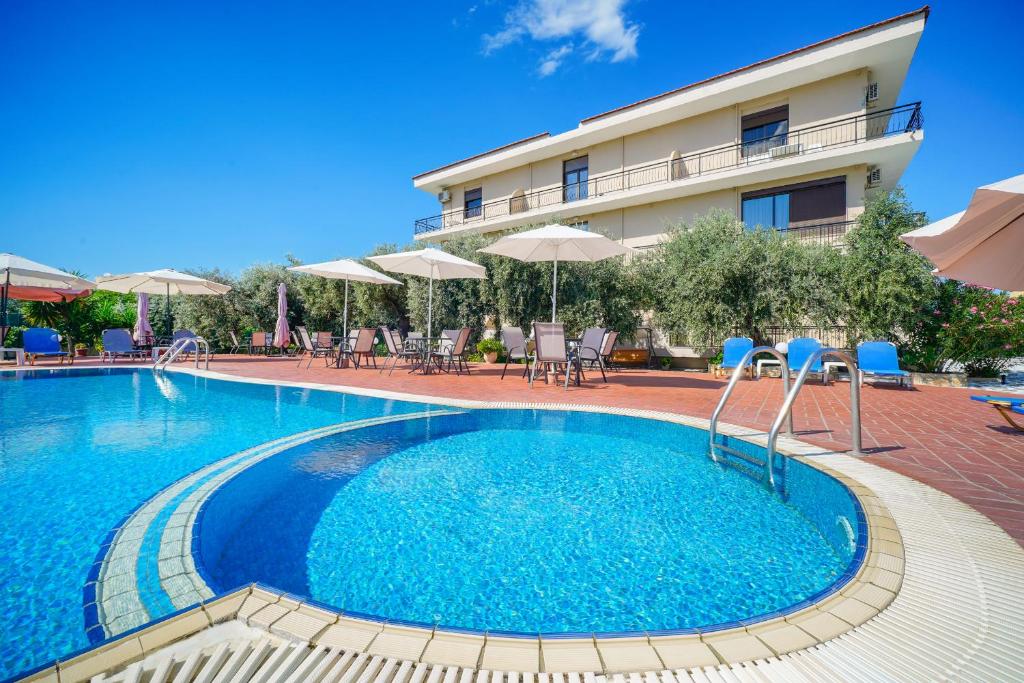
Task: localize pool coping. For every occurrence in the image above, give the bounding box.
[11,365,1024,680]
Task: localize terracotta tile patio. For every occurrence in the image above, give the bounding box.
[11,355,1024,546]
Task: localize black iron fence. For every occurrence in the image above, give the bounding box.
[415,102,922,235]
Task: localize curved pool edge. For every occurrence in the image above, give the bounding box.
[105,365,903,663]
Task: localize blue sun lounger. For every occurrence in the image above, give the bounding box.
[23,327,72,365]
[971,395,1024,431]
[857,341,912,387]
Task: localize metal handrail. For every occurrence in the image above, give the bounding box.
[414,102,922,234]
[154,336,210,371]
[766,348,863,487]
[709,346,793,467]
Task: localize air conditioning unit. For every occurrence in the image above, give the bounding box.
[867,167,882,186]
[437,189,451,203]
[865,82,879,104]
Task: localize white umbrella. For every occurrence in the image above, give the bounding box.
[1,253,96,343]
[901,173,1024,290]
[478,224,630,321]
[288,259,402,339]
[96,269,231,333]
[367,248,486,338]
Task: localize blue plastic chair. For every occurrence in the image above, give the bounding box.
[786,337,824,381]
[717,337,754,378]
[23,327,71,365]
[971,395,1024,431]
[101,329,146,363]
[857,341,912,387]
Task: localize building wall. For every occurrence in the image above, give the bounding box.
[433,70,869,223]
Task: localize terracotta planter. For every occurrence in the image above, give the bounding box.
[484,352,498,364]
[75,348,88,357]
[910,371,967,388]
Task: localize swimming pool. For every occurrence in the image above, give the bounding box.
[0,368,435,680]
[196,410,863,635]
[0,368,864,679]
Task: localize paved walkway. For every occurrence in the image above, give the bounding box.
[11,356,1024,545]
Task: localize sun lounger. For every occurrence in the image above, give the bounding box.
[23,327,71,365]
[715,336,754,378]
[101,328,147,363]
[787,337,826,383]
[857,340,912,387]
[971,395,1024,431]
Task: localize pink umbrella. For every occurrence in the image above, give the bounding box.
[134,293,155,344]
[274,282,290,348]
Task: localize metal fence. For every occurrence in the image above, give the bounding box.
[414,102,922,235]
[667,325,851,350]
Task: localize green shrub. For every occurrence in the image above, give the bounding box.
[476,338,503,354]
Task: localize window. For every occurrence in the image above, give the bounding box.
[563,156,588,202]
[742,177,846,230]
[568,220,589,232]
[741,106,789,157]
[464,187,482,219]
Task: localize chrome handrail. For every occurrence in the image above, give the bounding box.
[154,336,210,371]
[709,346,793,466]
[766,348,862,487]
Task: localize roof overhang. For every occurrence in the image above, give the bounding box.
[413,7,927,194]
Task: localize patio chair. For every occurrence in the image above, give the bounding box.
[573,326,608,382]
[228,330,244,354]
[786,337,825,383]
[379,326,421,375]
[101,329,146,363]
[971,395,1024,431]
[857,341,912,387]
[250,331,271,355]
[338,327,377,368]
[24,327,71,365]
[439,329,459,354]
[431,327,471,375]
[500,326,532,380]
[296,326,335,368]
[715,337,755,378]
[531,322,574,389]
[600,330,619,371]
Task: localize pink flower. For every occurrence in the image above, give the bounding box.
[1002,319,1010,324]
[970,306,979,313]
[1006,344,1014,350]
[933,309,942,316]
[1009,299,1019,306]
[941,323,950,328]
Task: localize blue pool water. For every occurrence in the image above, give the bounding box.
[198,410,862,635]
[0,368,433,679]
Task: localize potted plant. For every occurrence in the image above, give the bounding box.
[74,342,88,358]
[476,338,503,364]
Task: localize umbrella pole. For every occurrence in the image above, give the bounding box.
[165,282,172,337]
[343,278,349,340]
[551,258,558,323]
[1,269,9,346]
[427,271,433,339]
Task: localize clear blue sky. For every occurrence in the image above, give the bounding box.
[1,1,1022,277]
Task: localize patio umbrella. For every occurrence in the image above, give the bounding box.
[288,259,402,339]
[134,293,155,345]
[274,282,290,348]
[367,248,486,338]
[1,253,96,344]
[901,173,1024,290]
[96,269,231,334]
[478,223,630,321]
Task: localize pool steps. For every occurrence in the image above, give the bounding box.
[19,450,1024,682]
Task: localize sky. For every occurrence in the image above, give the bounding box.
[1,0,1022,278]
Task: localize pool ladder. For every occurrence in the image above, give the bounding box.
[154,336,210,371]
[709,347,863,492]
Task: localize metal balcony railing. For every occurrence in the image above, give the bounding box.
[414,102,922,235]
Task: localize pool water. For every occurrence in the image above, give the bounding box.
[198,410,861,634]
[0,368,433,679]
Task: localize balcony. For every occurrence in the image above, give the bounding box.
[414,103,922,236]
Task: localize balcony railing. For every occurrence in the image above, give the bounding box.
[414,102,922,235]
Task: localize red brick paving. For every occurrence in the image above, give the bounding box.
[13,355,1024,546]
